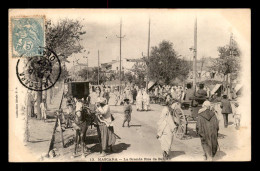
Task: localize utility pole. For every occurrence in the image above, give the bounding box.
[193,17,197,91]
[146,18,151,93]
[116,19,125,94]
[98,50,100,85]
[227,32,233,99]
[87,57,89,80]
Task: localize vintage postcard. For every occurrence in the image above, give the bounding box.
[8,9,251,162]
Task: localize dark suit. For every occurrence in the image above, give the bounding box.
[220,99,233,127]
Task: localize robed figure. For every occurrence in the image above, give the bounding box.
[196,101,219,161]
[157,100,177,160]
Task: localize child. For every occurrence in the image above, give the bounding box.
[233,102,241,130]
[122,98,132,127]
[40,99,47,122]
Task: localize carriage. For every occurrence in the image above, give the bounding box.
[174,96,207,140]
[64,81,100,157]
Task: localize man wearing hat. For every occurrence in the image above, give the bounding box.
[122,98,132,127]
[95,97,116,156]
[220,93,232,128]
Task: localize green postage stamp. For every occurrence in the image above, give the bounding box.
[11,16,45,57]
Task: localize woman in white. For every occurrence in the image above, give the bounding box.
[157,97,176,160]
[142,90,150,111]
[136,89,143,111]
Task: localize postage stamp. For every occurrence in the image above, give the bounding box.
[11,16,45,57]
[16,47,61,91]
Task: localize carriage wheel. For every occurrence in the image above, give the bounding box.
[174,108,187,139]
[175,124,186,139]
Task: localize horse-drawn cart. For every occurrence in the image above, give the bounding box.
[64,81,100,157]
[175,96,207,140]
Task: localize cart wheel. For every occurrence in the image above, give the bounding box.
[175,124,186,139]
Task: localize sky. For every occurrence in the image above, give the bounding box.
[38,9,250,69]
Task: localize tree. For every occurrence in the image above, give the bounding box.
[130,62,146,87]
[147,40,189,84]
[209,37,241,98]
[33,19,86,119]
[124,72,134,83]
[209,39,241,80]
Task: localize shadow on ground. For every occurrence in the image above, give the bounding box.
[213,151,226,161]
[29,139,50,143]
[218,133,226,139]
[129,125,142,127]
[169,151,185,159]
[88,142,131,154]
[186,128,199,139]
[228,122,234,125]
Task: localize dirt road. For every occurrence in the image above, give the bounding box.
[26,89,249,162]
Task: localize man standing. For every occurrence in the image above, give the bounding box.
[157,97,177,160]
[220,94,233,128]
[196,101,219,161]
[183,83,194,105]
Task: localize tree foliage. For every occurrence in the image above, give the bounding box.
[130,62,146,86]
[123,72,134,83]
[45,19,86,58]
[78,67,107,84]
[45,18,86,82]
[209,38,241,79]
[147,40,189,84]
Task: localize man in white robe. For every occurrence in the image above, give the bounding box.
[157,101,177,160]
[142,90,150,111]
[136,90,143,111]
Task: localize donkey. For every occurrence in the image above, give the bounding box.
[72,98,95,157]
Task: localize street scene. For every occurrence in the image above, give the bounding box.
[8,9,251,162]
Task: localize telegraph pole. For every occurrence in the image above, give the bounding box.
[98,50,100,85]
[227,32,233,99]
[87,57,89,80]
[193,17,197,90]
[116,19,125,94]
[146,18,151,93]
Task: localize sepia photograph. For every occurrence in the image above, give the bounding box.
[8,9,251,162]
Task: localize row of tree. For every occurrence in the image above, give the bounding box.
[75,38,240,88]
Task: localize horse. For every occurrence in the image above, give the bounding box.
[72,98,95,158]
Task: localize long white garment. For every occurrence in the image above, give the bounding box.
[142,91,150,110]
[157,107,176,154]
[136,90,143,110]
[40,102,47,120]
[108,92,117,106]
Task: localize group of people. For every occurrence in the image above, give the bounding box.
[88,85,138,106]
[150,84,211,105]
[61,81,240,160]
[26,90,47,121]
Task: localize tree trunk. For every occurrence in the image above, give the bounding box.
[36,78,43,119]
[36,91,42,120]
[47,89,51,106]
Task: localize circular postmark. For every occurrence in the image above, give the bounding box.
[16,47,61,91]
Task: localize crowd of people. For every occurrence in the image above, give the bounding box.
[24,80,241,160]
